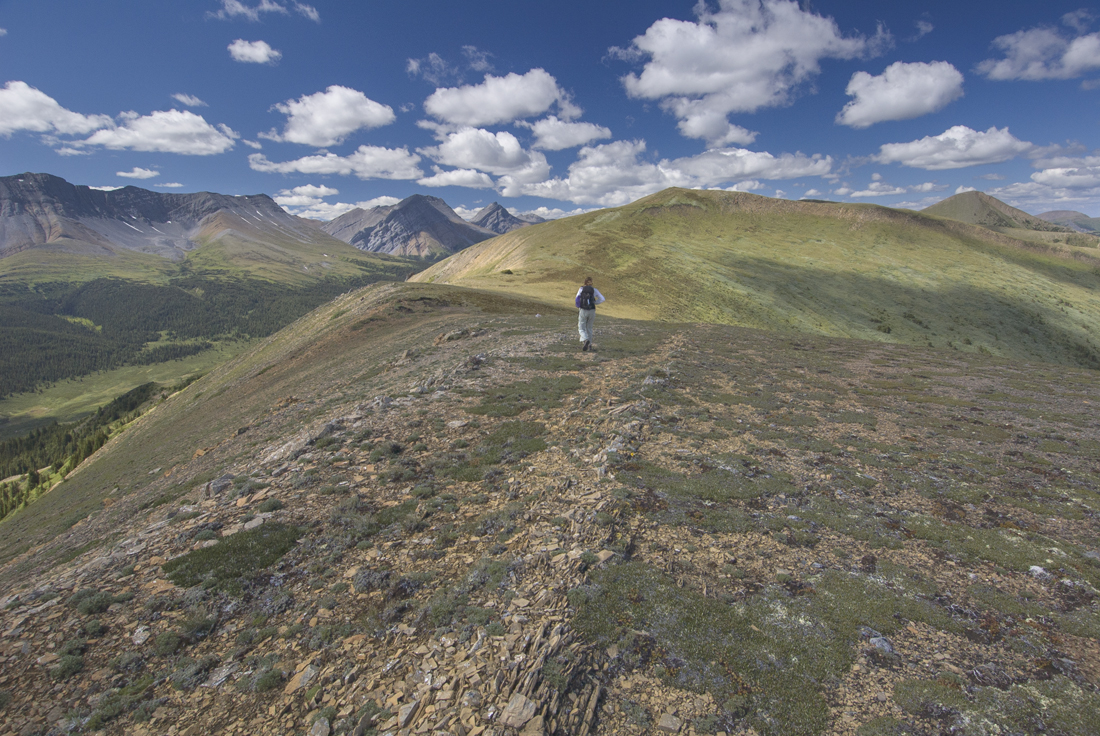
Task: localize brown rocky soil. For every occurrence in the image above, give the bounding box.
[0,287,1097,736]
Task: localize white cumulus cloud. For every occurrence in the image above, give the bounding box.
[406,53,458,86]
[424,69,578,127]
[837,61,964,128]
[1031,161,1100,188]
[156,182,184,188]
[228,39,281,64]
[977,13,1100,80]
[80,110,238,155]
[0,28,8,37]
[277,192,401,221]
[0,81,112,137]
[875,126,1033,170]
[172,93,207,107]
[721,180,766,192]
[983,178,1100,211]
[117,167,159,179]
[264,86,395,147]
[518,116,613,151]
[273,184,340,206]
[417,167,496,189]
[910,182,946,193]
[502,139,832,206]
[849,181,907,197]
[419,127,550,182]
[671,147,833,183]
[616,0,889,146]
[248,145,422,180]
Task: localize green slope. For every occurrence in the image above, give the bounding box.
[0,282,565,570]
[0,221,423,407]
[412,187,1100,369]
[0,227,417,289]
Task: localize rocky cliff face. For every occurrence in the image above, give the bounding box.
[469,202,544,235]
[321,194,496,258]
[0,172,325,260]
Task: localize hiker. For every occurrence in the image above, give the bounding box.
[575,276,605,351]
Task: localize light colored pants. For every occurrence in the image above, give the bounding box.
[578,309,595,342]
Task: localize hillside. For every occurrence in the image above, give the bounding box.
[1039,210,1100,235]
[0,174,420,415]
[0,282,1096,735]
[412,187,1100,370]
[922,191,1070,234]
[321,194,496,258]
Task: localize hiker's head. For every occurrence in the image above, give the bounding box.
[584,276,593,286]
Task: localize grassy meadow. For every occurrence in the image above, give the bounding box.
[414,188,1100,370]
[0,339,253,440]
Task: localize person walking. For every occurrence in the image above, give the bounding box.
[575,276,605,351]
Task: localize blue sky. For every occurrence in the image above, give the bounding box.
[1,0,1098,219]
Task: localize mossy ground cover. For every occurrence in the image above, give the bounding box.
[562,322,1100,734]
[161,522,301,592]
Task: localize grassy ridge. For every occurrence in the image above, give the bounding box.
[0,282,1096,735]
[413,188,1100,369]
[0,282,564,570]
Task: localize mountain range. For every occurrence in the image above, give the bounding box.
[0,172,330,262]
[0,175,545,276]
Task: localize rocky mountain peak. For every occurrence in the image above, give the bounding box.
[321,194,496,258]
[470,202,544,235]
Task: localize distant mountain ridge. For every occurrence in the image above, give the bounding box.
[1038,210,1100,234]
[320,194,496,258]
[922,190,1070,233]
[470,202,545,234]
[0,172,328,261]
